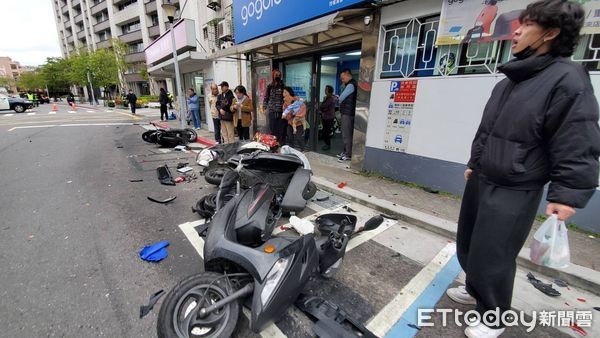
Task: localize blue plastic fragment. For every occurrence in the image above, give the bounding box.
[139,240,169,262]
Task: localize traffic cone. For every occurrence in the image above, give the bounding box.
[52,103,58,111]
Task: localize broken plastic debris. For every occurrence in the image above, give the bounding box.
[147,196,177,204]
[343,205,357,213]
[67,181,72,184]
[140,290,165,319]
[407,323,421,331]
[577,298,587,303]
[569,322,588,336]
[174,176,186,183]
[337,181,348,189]
[177,166,193,174]
[593,307,600,312]
[526,272,561,297]
[554,279,568,287]
[316,195,330,202]
[289,216,315,235]
[129,179,144,182]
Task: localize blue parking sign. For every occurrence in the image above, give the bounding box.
[390,81,401,92]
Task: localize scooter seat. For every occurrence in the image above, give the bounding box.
[281,168,311,212]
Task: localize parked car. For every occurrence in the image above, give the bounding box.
[0,94,33,113]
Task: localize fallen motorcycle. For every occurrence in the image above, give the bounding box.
[142,128,197,147]
[158,174,384,337]
[194,147,316,218]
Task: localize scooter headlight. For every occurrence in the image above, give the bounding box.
[261,255,293,306]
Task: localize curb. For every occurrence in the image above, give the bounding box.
[312,175,600,296]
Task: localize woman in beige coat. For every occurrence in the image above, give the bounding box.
[231,85,253,141]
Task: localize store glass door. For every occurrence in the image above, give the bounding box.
[282,58,314,149]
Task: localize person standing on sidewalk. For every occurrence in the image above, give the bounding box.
[231,85,253,141]
[263,69,286,145]
[216,81,235,144]
[208,84,222,143]
[338,69,356,162]
[447,2,600,337]
[282,87,306,152]
[126,89,137,115]
[319,85,336,151]
[187,88,201,129]
[159,88,169,121]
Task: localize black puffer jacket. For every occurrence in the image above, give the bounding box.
[468,54,600,208]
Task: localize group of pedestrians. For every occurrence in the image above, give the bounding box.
[262,68,357,157]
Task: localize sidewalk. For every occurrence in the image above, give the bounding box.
[150,123,600,295]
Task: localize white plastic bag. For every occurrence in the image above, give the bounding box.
[529,214,571,269]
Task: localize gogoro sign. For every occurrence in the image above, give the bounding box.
[233,0,368,43]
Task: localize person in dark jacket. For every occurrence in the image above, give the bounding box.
[126,89,137,115]
[216,81,235,144]
[338,69,357,161]
[263,69,286,145]
[319,85,336,150]
[447,2,600,337]
[159,88,169,121]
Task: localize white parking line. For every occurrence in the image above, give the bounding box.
[27,112,35,116]
[4,114,13,117]
[366,243,457,337]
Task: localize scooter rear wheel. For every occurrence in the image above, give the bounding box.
[157,272,239,338]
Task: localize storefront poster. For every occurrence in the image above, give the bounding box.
[437,0,529,45]
[384,80,417,153]
[437,0,600,45]
[255,65,271,132]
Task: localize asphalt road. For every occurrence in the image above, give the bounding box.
[0,105,204,337]
[0,104,593,338]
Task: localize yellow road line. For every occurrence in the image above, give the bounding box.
[114,111,142,121]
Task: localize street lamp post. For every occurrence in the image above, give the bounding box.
[162,0,186,129]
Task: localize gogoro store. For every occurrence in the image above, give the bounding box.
[216,0,381,159]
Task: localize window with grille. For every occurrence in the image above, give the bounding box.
[380,15,600,79]
[121,20,141,34]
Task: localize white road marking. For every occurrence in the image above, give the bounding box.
[4,114,13,117]
[7,123,135,132]
[48,112,56,115]
[27,113,35,116]
[68,111,77,114]
[87,110,94,113]
[178,220,206,259]
[366,243,457,337]
[8,125,57,131]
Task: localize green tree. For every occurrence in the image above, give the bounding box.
[69,49,119,89]
[40,57,72,95]
[17,70,46,91]
[111,38,132,91]
[0,75,15,90]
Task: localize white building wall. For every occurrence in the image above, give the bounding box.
[368,0,600,187]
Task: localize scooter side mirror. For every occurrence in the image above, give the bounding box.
[363,215,384,231]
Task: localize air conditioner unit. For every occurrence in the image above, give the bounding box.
[207,0,221,11]
[220,41,233,50]
[217,19,232,40]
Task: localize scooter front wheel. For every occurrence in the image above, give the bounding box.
[157,272,240,338]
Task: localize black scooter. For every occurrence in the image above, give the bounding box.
[158,177,383,337]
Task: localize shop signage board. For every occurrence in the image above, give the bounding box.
[384,80,417,153]
[232,0,368,43]
[437,0,600,45]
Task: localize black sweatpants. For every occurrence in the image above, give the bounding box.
[457,171,543,327]
[236,120,250,140]
[287,124,305,151]
[160,104,168,120]
[322,119,334,146]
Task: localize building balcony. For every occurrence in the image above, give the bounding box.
[96,39,111,49]
[118,29,142,43]
[74,12,84,23]
[148,25,160,38]
[124,73,145,82]
[112,6,138,27]
[93,19,110,33]
[90,0,107,15]
[64,20,72,28]
[145,0,157,13]
[77,30,86,39]
[66,35,74,43]
[125,52,146,63]
[61,3,69,14]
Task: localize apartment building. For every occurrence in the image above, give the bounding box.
[50,0,185,95]
[0,57,23,94]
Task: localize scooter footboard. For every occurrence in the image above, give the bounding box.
[281,168,311,212]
